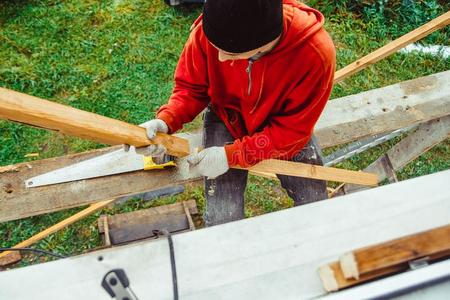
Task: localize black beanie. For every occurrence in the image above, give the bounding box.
[202,0,283,53]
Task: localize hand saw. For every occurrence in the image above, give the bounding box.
[25,147,176,188]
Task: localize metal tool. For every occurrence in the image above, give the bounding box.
[323,126,416,167]
[25,126,413,188]
[25,147,176,188]
[102,269,139,300]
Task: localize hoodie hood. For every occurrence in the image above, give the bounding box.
[269,1,325,55]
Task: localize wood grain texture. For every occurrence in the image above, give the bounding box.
[1,72,449,222]
[334,11,450,83]
[0,251,22,267]
[0,87,190,157]
[109,214,189,244]
[98,200,198,233]
[341,224,450,280]
[242,159,379,186]
[316,71,450,148]
[0,147,202,222]
[343,116,450,193]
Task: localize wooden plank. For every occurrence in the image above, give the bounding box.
[1,171,449,299]
[103,216,111,247]
[320,260,450,300]
[100,200,198,233]
[0,135,203,223]
[109,214,189,244]
[0,87,190,157]
[315,71,450,148]
[1,72,449,222]
[183,201,196,230]
[343,115,450,193]
[0,199,115,261]
[339,224,450,280]
[98,200,198,245]
[242,159,378,186]
[0,251,22,267]
[334,11,450,83]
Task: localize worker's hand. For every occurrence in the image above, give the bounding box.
[140,119,169,139]
[187,147,229,179]
[124,119,169,156]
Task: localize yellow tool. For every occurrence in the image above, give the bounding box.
[143,156,177,170]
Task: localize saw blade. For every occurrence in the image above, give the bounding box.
[25,147,146,188]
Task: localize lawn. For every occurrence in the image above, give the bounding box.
[0,0,449,267]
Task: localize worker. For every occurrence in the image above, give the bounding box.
[139,0,336,226]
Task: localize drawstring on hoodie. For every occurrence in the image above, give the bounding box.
[246,59,255,96]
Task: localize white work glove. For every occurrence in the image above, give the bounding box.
[124,119,169,156]
[187,147,229,179]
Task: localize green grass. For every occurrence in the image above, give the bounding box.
[0,0,449,268]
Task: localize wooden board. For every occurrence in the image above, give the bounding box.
[242,159,378,186]
[1,72,449,222]
[0,87,190,157]
[98,200,199,245]
[315,71,450,148]
[334,11,450,83]
[109,214,188,244]
[0,251,21,268]
[98,200,198,233]
[1,171,449,299]
[343,115,450,193]
[340,224,450,280]
[0,134,203,223]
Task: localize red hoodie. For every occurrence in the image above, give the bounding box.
[157,0,336,167]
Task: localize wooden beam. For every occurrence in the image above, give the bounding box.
[241,160,378,186]
[334,11,450,83]
[0,198,115,263]
[1,72,448,222]
[315,71,450,148]
[0,87,190,157]
[339,224,450,280]
[342,115,450,194]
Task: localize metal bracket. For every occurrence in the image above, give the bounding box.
[408,257,430,270]
[102,269,139,300]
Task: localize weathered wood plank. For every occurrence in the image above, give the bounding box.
[315,71,450,148]
[0,251,21,268]
[98,200,198,233]
[110,214,189,244]
[1,171,449,299]
[1,72,449,222]
[0,87,190,157]
[343,115,450,193]
[0,134,203,223]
